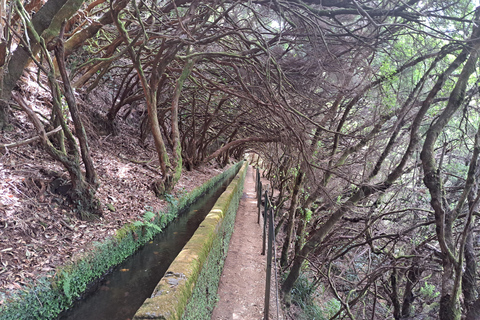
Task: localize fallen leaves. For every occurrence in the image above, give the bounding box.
[0,124,219,296]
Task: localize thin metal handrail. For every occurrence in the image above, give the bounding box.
[256,167,281,320]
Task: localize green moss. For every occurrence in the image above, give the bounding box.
[0,162,244,320]
[182,163,247,320]
[133,163,248,320]
[173,145,183,186]
[115,223,136,240]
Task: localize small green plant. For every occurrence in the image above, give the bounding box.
[177,187,188,199]
[133,211,162,232]
[291,274,318,309]
[164,193,179,207]
[61,271,73,304]
[322,298,341,318]
[291,274,339,320]
[304,208,313,222]
[419,281,440,300]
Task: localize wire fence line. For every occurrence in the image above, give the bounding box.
[255,167,281,320]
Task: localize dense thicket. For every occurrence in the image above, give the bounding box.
[1,0,480,318]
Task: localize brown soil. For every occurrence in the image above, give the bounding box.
[0,89,222,302]
[212,166,284,320]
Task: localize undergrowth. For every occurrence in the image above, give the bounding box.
[181,163,247,320]
[0,162,243,320]
[291,273,340,320]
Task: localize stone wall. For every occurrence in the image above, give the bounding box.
[133,162,248,320]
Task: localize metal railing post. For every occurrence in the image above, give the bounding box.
[264,207,274,320]
[257,181,262,224]
[255,168,258,194]
[261,189,268,255]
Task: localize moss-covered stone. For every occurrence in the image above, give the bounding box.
[133,163,248,320]
[182,162,248,319]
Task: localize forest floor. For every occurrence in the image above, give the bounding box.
[212,167,285,320]
[0,84,224,302]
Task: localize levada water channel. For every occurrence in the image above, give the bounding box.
[57,176,234,320]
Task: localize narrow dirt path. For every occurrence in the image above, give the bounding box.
[212,166,271,320]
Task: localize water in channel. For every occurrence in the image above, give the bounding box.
[58,178,232,320]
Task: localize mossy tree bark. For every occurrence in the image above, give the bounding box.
[113,1,202,196]
[113,7,172,195]
[280,170,303,268]
[53,29,98,186]
[420,14,480,318]
[463,220,477,311]
[170,57,196,189]
[10,20,100,219]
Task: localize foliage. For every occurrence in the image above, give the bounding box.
[163,193,179,208]
[420,281,440,300]
[132,210,163,233]
[291,273,340,320]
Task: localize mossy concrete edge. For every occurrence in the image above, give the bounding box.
[133,162,248,320]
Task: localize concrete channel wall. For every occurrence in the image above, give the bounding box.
[133,162,248,320]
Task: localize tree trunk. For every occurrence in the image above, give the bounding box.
[420,21,480,318]
[63,0,128,57]
[463,229,476,311]
[0,100,7,130]
[280,170,303,267]
[112,2,205,195]
[0,0,5,42]
[401,263,422,318]
[282,201,351,303]
[466,298,480,320]
[170,58,196,188]
[54,31,98,186]
[112,10,173,195]
[282,253,303,306]
[12,92,101,219]
[293,207,307,260]
[464,170,479,311]
[390,268,401,320]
